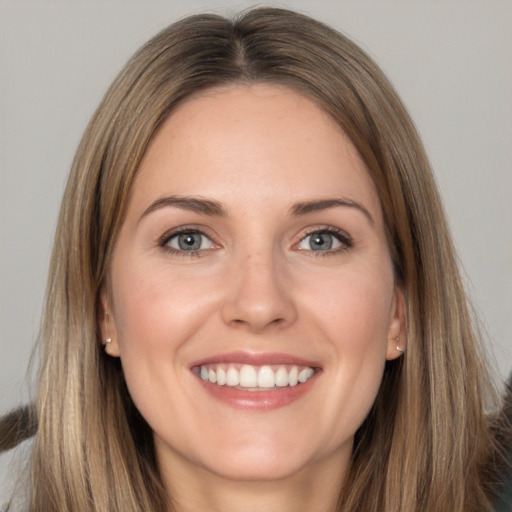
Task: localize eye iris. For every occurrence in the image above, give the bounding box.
[310,233,333,250]
[178,233,202,250]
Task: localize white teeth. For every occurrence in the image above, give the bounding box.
[226,366,239,386]
[275,366,289,387]
[288,366,299,386]
[216,367,227,385]
[298,367,314,383]
[257,365,275,388]
[239,365,257,387]
[198,363,315,389]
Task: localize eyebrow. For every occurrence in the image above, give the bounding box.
[289,198,375,225]
[141,195,227,219]
[140,195,374,225]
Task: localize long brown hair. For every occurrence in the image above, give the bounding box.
[1,7,502,511]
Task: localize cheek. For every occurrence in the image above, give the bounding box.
[111,258,219,352]
[108,261,219,430]
[302,263,394,349]
[299,266,394,432]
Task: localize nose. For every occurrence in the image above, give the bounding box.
[221,250,297,333]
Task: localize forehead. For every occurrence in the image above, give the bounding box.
[131,83,382,222]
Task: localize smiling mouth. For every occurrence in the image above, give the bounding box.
[192,363,316,390]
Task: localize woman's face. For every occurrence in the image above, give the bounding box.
[102,84,404,484]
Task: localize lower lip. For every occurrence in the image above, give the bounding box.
[195,373,320,410]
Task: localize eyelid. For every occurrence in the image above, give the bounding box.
[156,224,352,257]
[294,226,353,253]
[157,225,220,255]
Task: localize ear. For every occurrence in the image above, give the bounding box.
[386,286,406,360]
[98,286,121,358]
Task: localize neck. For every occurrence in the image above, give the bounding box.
[159,450,348,512]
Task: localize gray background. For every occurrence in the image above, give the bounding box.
[1,0,511,415]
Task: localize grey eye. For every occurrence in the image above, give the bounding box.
[167,232,213,251]
[297,231,344,251]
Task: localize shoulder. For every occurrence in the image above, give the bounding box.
[0,439,32,511]
[494,444,512,512]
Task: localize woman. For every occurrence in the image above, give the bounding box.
[0,7,510,511]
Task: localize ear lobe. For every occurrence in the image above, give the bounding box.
[98,287,121,358]
[386,287,406,361]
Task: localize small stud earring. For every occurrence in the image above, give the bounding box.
[104,337,112,345]
[393,335,404,353]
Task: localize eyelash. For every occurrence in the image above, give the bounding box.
[297,227,353,257]
[158,227,215,258]
[157,226,353,257]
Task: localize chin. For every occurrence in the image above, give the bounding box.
[203,452,311,482]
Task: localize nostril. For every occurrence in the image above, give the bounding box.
[229,316,286,331]
[221,274,298,331]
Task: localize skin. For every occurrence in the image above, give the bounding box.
[101,84,405,512]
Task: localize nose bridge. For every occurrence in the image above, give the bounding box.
[221,242,296,332]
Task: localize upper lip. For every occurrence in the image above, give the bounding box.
[190,351,321,368]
